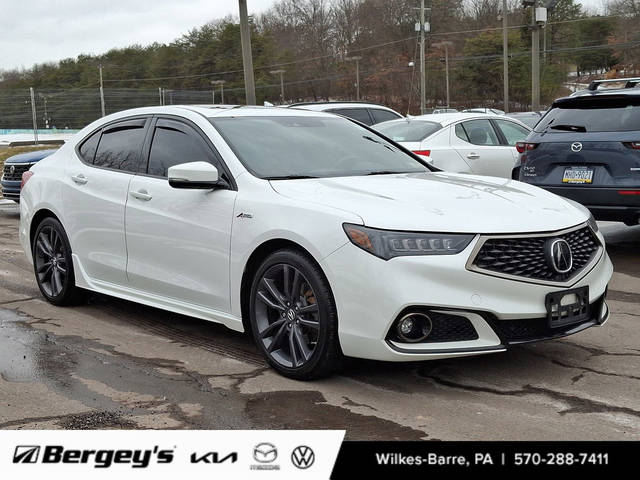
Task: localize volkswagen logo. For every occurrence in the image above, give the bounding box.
[545,238,573,274]
[291,445,315,469]
[571,142,582,152]
[9,165,16,175]
[253,443,277,463]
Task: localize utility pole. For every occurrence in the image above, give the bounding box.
[238,0,256,105]
[270,69,286,104]
[502,0,509,113]
[158,87,163,106]
[527,1,546,111]
[345,56,362,100]
[434,41,452,107]
[99,64,106,117]
[420,0,426,114]
[211,80,226,104]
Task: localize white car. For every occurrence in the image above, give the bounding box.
[374,113,531,178]
[19,105,612,379]
[288,102,403,125]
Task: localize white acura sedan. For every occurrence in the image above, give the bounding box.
[19,105,612,379]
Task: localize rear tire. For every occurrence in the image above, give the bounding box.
[249,249,343,380]
[32,217,85,306]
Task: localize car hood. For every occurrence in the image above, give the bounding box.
[270,172,588,233]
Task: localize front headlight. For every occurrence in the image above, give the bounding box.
[587,212,599,233]
[343,223,474,260]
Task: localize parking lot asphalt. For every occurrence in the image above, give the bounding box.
[0,199,639,439]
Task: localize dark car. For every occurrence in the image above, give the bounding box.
[1,149,57,202]
[512,78,640,225]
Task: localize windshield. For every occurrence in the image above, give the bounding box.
[209,116,430,179]
[374,121,442,142]
[535,97,640,133]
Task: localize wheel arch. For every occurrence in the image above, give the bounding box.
[239,238,328,335]
[29,208,63,253]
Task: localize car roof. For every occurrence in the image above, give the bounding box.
[287,102,401,114]
[409,112,510,126]
[5,148,58,163]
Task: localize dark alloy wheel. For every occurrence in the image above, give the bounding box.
[249,249,342,379]
[32,217,85,306]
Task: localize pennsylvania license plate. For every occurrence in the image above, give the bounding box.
[562,167,593,184]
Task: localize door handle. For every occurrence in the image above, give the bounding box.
[130,189,152,201]
[466,153,480,159]
[71,174,87,185]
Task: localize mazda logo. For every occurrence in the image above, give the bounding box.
[9,165,16,175]
[253,443,277,463]
[545,238,573,274]
[291,445,315,469]
[571,142,582,152]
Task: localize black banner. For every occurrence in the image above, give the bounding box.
[332,441,638,477]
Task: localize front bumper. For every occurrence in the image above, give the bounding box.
[0,179,21,201]
[321,229,613,362]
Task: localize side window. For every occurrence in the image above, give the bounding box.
[94,118,147,172]
[329,108,372,125]
[459,119,500,146]
[454,123,469,142]
[78,130,101,164]
[494,119,530,146]
[369,109,401,124]
[147,119,218,177]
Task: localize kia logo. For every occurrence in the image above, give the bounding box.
[571,142,582,152]
[546,238,573,274]
[291,446,315,469]
[253,443,277,463]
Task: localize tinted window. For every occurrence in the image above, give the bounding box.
[370,109,401,124]
[94,119,147,172]
[79,130,100,163]
[329,108,372,125]
[494,119,530,145]
[535,97,640,132]
[459,120,499,146]
[148,119,217,177]
[454,123,469,142]
[210,116,429,179]
[375,121,442,142]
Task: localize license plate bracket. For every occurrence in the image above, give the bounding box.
[545,286,590,328]
[562,166,593,184]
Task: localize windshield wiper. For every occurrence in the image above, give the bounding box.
[266,175,319,180]
[365,170,405,176]
[549,124,587,132]
[363,135,396,152]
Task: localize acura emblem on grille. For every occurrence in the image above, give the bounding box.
[546,239,573,274]
[571,142,582,152]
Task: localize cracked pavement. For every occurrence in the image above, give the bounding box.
[0,200,639,439]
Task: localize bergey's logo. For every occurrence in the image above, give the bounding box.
[13,446,40,463]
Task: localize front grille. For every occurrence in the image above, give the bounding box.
[2,163,31,181]
[470,225,599,284]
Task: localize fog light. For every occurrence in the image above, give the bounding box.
[395,313,432,343]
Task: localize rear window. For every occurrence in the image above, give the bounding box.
[369,109,401,124]
[535,97,640,133]
[328,108,372,125]
[375,121,441,142]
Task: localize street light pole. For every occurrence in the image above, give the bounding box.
[434,41,452,107]
[238,0,256,105]
[345,56,362,100]
[99,64,106,117]
[420,0,426,114]
[270,69,286,103]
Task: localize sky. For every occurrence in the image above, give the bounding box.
[0,0,605,72]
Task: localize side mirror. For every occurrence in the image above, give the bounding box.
[168,161,220,189]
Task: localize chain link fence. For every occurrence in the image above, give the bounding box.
[0,88,217,132]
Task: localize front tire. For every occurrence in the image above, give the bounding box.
[32,217,85,306]
[249,249,342,380]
